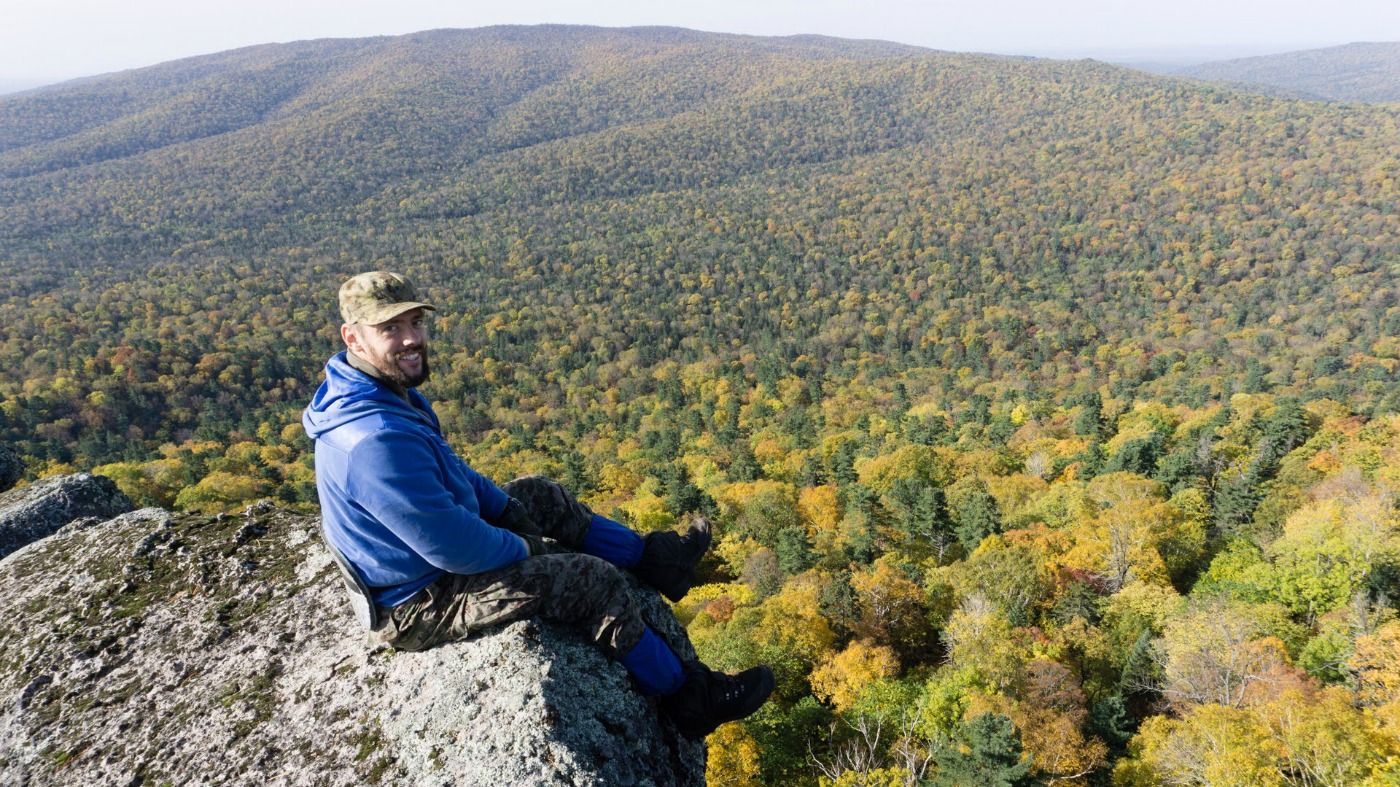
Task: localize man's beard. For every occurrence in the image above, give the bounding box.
[377,345,430,387]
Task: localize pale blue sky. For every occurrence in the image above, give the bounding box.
[5,0,1399,86]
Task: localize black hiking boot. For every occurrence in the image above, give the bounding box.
[659,662,776,738]
[633,516,712,602]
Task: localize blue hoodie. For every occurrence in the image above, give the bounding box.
[303,351,527,607]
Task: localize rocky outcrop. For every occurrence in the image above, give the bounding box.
[0,504,706,786]
[0,444,21,493]
[0,472,133,560]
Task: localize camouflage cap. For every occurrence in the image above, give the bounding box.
[338,271,436,325]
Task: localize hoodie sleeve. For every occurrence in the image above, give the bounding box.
[462,462,510,522]
[345,429,527,575]
[406,387,510,520]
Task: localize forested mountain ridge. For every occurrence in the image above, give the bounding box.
[2,25,1397,473]
[0,26,926,172]
[2,26,1400,784]
[1176,42,1400,103]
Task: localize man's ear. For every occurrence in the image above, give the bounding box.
[340,323,362,353]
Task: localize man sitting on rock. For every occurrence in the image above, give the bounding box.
[303,271,773,738]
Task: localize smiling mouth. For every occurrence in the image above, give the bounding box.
[396,350,422,363]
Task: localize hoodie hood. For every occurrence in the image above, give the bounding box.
[303,351,439,441]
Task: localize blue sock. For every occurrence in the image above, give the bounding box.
[620,626,685,695]
[581,513,644,568]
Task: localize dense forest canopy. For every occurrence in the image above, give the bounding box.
[1,25,1398,785]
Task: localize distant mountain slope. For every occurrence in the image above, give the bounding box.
[0,26,927,170]
[1177,42,1400,102]
[0,78,53,96]
[0,25,1398,467]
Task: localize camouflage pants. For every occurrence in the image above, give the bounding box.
[379,477,645,657]
[500,475,597,547]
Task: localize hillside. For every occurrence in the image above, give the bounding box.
[1177,42,1400,103]
[1,25,1397,474]
[2,25,1400,785]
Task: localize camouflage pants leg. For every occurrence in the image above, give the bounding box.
[381,553,645,658]
[501,476,596,548]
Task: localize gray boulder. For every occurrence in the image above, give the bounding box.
[0,443,20,492]
[0,472,133,560]
[0,504,706,786]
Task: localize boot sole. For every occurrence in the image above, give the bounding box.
[685,517,713,557]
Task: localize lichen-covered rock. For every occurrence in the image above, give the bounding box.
[0,444,21,493]
[0,472,133,560]
[0,504,706,786]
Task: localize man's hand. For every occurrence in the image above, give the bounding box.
[517,532,567,557]
[518,532,548,557]
[495,497,543,536]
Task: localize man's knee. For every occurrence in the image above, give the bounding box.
[530,553,642,653]
[502,476,594,543]
[502,475,571,517]
[502,474,557,498]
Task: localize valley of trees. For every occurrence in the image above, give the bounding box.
[1,26,1398,785]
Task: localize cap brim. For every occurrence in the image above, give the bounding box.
[355,301,436,325]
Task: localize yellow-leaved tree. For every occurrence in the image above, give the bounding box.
[809,639,900,713]
[705,722,763,787]
[1113,704,1286,787]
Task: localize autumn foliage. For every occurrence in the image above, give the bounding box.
[2,26,1399,785]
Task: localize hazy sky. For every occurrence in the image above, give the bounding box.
[5,0,1400,85]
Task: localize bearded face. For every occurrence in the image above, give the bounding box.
[346,309,431,387]
[373,342,430,387]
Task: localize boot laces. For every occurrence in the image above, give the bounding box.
[715,672,747,705]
